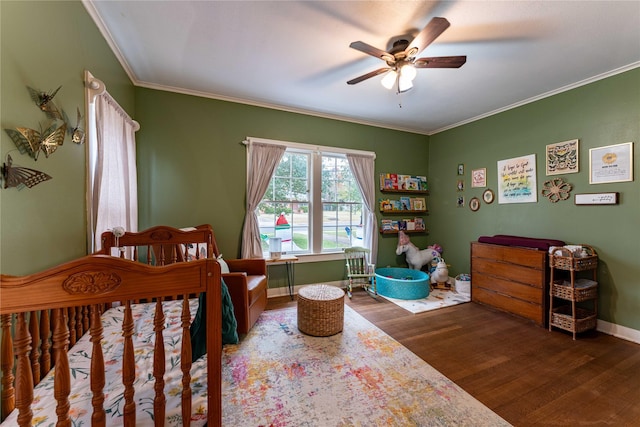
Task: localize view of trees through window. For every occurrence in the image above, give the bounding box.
[257,150,364,254]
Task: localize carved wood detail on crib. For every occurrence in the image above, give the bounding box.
[63,272,122,294]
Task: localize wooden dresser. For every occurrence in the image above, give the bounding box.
[471,241,549,327]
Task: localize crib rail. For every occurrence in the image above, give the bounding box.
[0,255,221,427]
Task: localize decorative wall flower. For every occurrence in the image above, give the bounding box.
[541,177,572,203]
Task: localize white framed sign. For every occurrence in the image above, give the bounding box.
[589,142,633,184]
[575,192,619,205]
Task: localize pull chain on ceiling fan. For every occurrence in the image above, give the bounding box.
[347,17,466,93]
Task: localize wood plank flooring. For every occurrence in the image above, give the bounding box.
[267,290,640,427]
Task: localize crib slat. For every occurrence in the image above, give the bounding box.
[181,296,192,427]
[153,299,166,423]
[76,306,84,339]
[122,301,136,426]
[83,305,90,335]
[1,314,16,421]
[39,310,51,377]
[53,309,71,426]
[28,312,40,385]
[67,307,77,347]
[90,305,106,426]
[15,313,34,427]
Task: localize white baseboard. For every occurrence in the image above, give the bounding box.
[267,283,640,345]
[597,319,640,344]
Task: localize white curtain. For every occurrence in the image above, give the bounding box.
[346,153,378,265]
[242,141,286,258]
[86,72,139,253]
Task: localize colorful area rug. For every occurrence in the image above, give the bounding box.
[222,305,509,426]
[380,288,471,314]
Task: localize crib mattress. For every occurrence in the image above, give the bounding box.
[2,299,208,427]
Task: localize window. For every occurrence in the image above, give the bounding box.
[257,147,365,255]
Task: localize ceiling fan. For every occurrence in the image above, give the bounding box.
[347,17,466,93]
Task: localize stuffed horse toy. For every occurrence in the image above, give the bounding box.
[396,231,440,270]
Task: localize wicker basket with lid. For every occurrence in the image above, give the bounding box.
[297,284,345,336]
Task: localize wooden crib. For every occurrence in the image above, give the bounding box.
[0,226,222,426]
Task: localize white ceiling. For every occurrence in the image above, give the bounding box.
[84,1,640,135]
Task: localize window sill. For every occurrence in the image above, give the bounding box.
[262,252,345,263]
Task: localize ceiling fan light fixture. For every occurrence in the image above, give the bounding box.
[381,70,398,89]
[400,62,417,81]
[398,74,413,93]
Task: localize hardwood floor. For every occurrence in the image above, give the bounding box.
[267,290,640,427]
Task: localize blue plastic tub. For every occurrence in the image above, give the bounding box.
[375,267,430,300]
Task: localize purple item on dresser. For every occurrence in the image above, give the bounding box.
[477,234,565,251]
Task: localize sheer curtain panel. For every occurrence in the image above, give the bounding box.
[85,71,140,253]
[242,140,286,258]
[346,153,378,264]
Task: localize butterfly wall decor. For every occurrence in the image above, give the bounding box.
[1,154,52,190]
[62,107,86,144]
[27,85,63,120]
[4,122,66,160]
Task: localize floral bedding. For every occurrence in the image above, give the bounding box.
[2,299,209,426]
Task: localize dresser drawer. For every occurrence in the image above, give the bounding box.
[472,257,545,288]
[472,286,546,326]
[473,273,545,305]
[472,242,546,269]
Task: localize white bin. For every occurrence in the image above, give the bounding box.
[455,274,471,295]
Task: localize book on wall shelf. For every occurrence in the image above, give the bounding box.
[379,197,427,213]
[380,173,428,193]
[379,217,427,234]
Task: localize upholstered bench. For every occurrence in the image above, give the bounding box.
[297,284,345,337]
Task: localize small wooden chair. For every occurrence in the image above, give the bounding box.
[344,246,377,298]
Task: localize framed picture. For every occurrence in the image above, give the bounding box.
[546,139,579,175]
[456,180,464,191]
[483,189,495,204]
[469,197,480,212]
[589,142,634,184]
[471,168,486,188]
[457,163,465,175]
[497,154,537,204]
[456,195,465,207]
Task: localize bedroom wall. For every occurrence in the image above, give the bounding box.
[428,68,640,331]
[133,87,429,287]
[0,0,135,276]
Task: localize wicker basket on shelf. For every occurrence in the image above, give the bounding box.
[549,245,598,271]
[551,305,597,333]
[551,278,598,301]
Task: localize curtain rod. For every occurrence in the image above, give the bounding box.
[84,70,140,131]
[243,136,376,159]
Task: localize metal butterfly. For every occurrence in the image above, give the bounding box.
[4,122,66,160]
[1,154,52,190]
[27,85,62,120]
[62,107,86,144]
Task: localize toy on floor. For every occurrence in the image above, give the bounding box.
[396,231,442,271]
[430,257,453,290]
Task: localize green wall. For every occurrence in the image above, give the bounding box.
[429,68,640,330]
[134,87,429,285]
[0,0,135,275]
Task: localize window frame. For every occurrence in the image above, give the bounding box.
[247,137,375,261]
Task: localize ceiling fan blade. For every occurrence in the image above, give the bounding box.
[414,56,467,68]
[349,41,395,63]
[347,68,390,85]
[405,17,451,57]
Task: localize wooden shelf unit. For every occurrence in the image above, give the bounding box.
[548,245,598,340]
